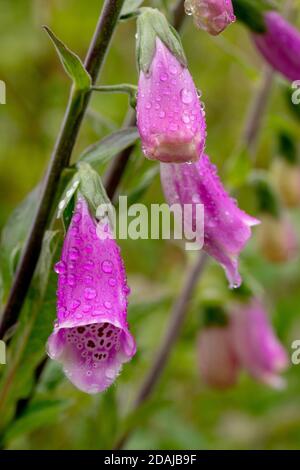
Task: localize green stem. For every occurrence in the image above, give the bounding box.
[0,0,126,339]
[91,84,137,107]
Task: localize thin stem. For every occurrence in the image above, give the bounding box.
[114,253,208,450]
[0,0,126,339]
[92,84,137,107]
[242,65,274,157]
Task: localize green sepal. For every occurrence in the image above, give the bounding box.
[136,8,187,74]
[277,132,299,165]
[202,305,229,328]
[232,0,275,33]
[250,172,281,218]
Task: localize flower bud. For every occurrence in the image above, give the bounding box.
[136,9,206,163]
[185,0,236,36]
[230,299,288,389]
[253,11,300,82]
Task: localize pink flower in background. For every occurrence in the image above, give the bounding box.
[231,299,288,389]
[257,213,298,264]
[185,0,235,35]
[198,326,240,389]
[137,38,206,163]
[160,155,260,288]
[47,198,136,394]
[272,159,300,208]
[253,11,300,82]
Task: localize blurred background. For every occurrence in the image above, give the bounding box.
[1,0,300,450]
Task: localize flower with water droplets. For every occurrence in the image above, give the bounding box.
[185,0,236,35]
[230,298,288,389]
[47,197,136,394]
[253,11,300,82]
[160,155,260,288]
[136,9,206,163]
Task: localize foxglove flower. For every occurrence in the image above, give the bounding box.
[136,9,206,163]
[253,11,300,82]
[160,155,260,288]
[185,0,235,36]
[198,325,240,389]
[231,299,288,388]
[47,198,136,394]
[257,213,298,263]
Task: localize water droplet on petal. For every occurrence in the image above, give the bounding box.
[84,287,97,300]
[54,261,66,274]
[101,260,113,274]
[109,278,116,287]
[160,72,168,82]
[180,88,193,104]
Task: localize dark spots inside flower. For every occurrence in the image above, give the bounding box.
[77,326,85,334]
[99,339,104,346]
[106,330,112,338]
[86,339,96,349]
[106,342,111,349]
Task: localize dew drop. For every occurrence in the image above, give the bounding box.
[73,213,81,223]
[54,261,66,274]
[109,277,116,287]
[101,260,113,274]
[159,110,165,119]
[180,88,193,105]
[104,301,112,309]
[160,72,168,82]
[84,287,97,300]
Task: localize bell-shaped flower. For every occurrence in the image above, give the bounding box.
[253,11,300,82]
[136,9,206,163]
[185,0,235,35]
[230,299,288,388]
[160,155,260,288]
[47,198,136,394]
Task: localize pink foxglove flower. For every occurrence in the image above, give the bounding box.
[253,11,300,82]
[185,0,236,35]
[231,299,288,389]
[47,198,136,394]
[160,155,260,288]
[198,325,240,389]
[257,213,298,264]
[137,38,206,163]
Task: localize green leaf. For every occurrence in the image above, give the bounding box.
[3,399,71,444]
[78,127,139,169]
[121,0,144,18]
[44,26,91,91]
[0,186,40,300]
[0,230,60,432]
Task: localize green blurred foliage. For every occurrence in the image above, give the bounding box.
[1,0,300,450]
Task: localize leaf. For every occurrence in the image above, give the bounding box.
[44,26,91,91]
[0,186,40,299]
[121,0,144,18]
[0,230,60,432]
[3,399,71,444]
[77,163,112,217]
[77,127,139,169]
